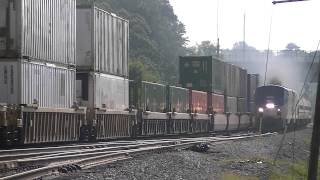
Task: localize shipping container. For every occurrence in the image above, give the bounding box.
[237,97,247,112]
[77,5,129,77]
[226,96,237,113]
[0,59,75,108]
[208,93,225,113]
[248,101,255,113]
[239,68,248,98]
[179,56,225,93]
[247,74,259,101]
[76,72,129,110]
[189,90,207,114]
[167,86,189,113]
[130,81,166,112]
[225,63,236,97]
[0,0,76,65]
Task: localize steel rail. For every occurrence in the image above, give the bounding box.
[0,132,276,180]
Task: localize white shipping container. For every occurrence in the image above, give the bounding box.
[0,0,76,65]
[76,72,129,111]
[0,59,75,108]
[77,6,129,77]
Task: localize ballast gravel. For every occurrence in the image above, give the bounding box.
[46,128,313,180]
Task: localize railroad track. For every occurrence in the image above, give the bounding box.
[0,133,276,180]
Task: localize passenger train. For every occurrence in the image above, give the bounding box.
[0,1,313,147]
[255,85,312,132]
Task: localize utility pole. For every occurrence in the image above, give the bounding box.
[216,0,220,58]
[243,12,246,63]
[307,61,320,180]
[271,1,319,179]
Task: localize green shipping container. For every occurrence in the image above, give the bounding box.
[129,81,166,112]
[167,86,189,113]
[179,56,225,94]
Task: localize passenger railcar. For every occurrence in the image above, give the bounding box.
[255,85,312,132]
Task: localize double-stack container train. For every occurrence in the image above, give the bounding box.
[0,1,310,148]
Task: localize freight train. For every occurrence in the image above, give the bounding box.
[0,1,311,147]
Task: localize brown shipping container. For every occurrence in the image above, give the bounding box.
[189,90,207,114]
[208,93,224,113]
[0,0,76,65]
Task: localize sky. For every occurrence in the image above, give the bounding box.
[169,0,320,51]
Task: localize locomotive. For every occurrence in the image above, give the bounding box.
[0,1,312,147]
[255,85,312,132]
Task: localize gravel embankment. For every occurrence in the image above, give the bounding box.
[44,128,312,180]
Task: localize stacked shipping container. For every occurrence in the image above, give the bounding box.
[247,74,259,113]
[0,0,76,108]
[179,56,248,113]
[76,5,129,110]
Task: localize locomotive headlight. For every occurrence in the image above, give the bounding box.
[266,103,275,109]
[258,108,264,113]
[277,108,281,112]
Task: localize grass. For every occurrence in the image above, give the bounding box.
[220,156,320,180]
[270,161,320,180]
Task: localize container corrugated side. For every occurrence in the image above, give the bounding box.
[212,58,225,94]
[190,90,207,114]
[0,0,76,65]
[76,72,128,110]
[226,96,237,113]
[140,81,166,112]
[247,74,259,101]
[237,97,247,112]
[239,68,247,98]
[0,59,75,108]
[168,86,189,113]
[212,93,224,113]
[225,63,234,96]
[76,6,129,77]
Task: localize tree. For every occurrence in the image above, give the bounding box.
[285,43,300,51]
[269,77,282,86]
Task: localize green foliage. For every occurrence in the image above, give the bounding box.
[270,161,320,180]
[188,41,218,56]
[77,0,188,83]
[129,60,160,82]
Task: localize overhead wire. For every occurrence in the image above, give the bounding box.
[263,8,274,86]
[273,41,320,165]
